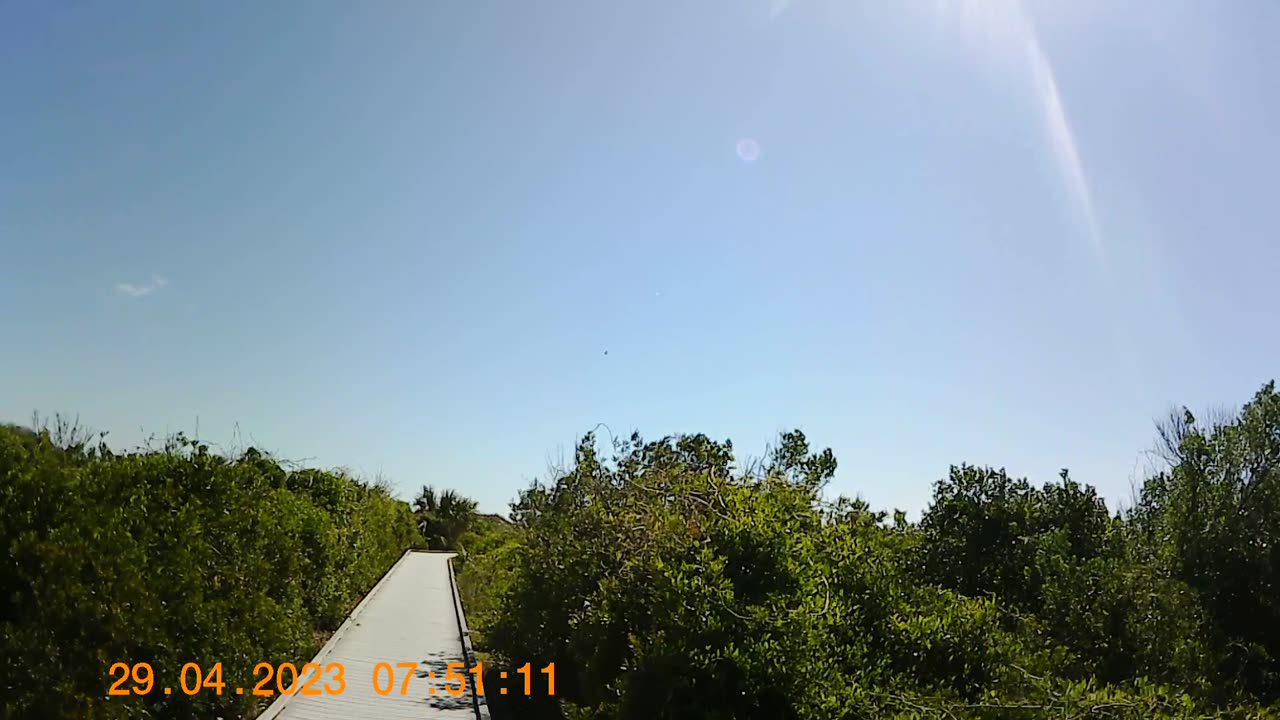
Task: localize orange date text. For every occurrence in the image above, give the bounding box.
[107,661,555,697]
[107,662,346,697]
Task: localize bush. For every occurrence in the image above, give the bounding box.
[458,384,1280,720]
[0,426,418,719]
[483,433,1057,719]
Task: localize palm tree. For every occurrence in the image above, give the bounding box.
[413,485,478,550]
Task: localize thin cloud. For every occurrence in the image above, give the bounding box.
[1019,14,1105,264]
[769,0,792,21]
[929,0,1161,399]
[115,274,169,298]
[933,0,1105,263]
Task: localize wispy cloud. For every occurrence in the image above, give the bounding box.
[115,274,169,298]
[932,0,1105,263]
[769,0,792,21]
[927,0,1163,394]
[1018,14,1105,262]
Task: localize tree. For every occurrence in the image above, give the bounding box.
[914,464,1211,687]
[487,430,1067,720]
[1133,382,1280,701]
[413,485,478,550]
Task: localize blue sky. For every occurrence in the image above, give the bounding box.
[2,0,1277,515]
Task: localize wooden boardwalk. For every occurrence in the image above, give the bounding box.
[257,551,489,720]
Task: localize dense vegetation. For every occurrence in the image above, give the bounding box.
[460,382,1280,719]
[413,484,481,552]
[4,381,1279,719]
[0,423,420,719]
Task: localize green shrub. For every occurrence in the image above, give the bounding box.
[461,397,1280,720]
[0,427,418,719]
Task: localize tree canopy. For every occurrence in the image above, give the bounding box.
[462,381,1280,719]
[5,380,1280,719]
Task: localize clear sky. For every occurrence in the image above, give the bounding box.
[2,0,1277,516]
